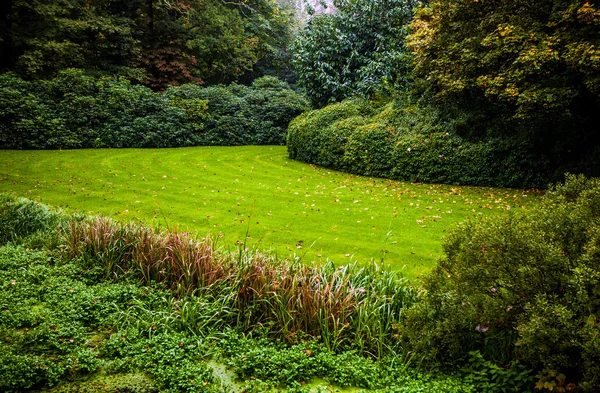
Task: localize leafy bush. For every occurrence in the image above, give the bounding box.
[399,174,600,391]
[287,99,374,167]
[291,0,412,107]
[0,71,308,149]
[287,97,546,188]
[165,76,309,145]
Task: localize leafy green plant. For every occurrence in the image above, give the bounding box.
[399,174,600,391]
[291,0,413,107]
[0,71,307,149]
[461,351,535,393]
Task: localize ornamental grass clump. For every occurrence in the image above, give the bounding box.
[63,217,231,294]
[0,194,62,248]
[60,215,416,356]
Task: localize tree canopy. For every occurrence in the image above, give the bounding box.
[406,0,600,178]
[0,0,295,89]
[408,0,600,127]
[291,0,416,107]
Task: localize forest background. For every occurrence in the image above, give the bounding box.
[1,0,600,187]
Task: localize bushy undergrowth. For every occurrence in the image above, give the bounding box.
[0,70,308,149]
[287,97,549,188]
[61,217,416,357]
[399,174,600,392]
[0,199,472,392]
[6,181,600,391]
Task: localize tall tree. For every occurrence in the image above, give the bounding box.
[130,0,202,89]
[408,0,600,128]
[291,0,415,107]
[0,0,295,88]
[408,0,600,175]
[1,0,138,78]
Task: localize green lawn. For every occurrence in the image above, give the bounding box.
[0,146,540,279]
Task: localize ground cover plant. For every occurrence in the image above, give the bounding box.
[0,194,477,393]
[0,146,539,279]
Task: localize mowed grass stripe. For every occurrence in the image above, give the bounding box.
[0,146,540,279]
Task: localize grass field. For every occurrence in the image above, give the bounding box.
[0,146,540,279]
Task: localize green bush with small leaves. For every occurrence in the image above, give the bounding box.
[399,174,600,391]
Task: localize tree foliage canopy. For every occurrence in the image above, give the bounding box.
[0,0,295,89]
[291,0,416,107]
[408,0,600,123]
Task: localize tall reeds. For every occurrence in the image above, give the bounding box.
[61,216,416,357]
[63,217,230,293]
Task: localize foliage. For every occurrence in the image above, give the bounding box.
[219,333,475,392]
[291,0,414,107]
[0,71,307,148]
[0,0,139,78]
[461,351,535,393]
[0,194,62,248]
[407,0,600,178]
[165,76,309,145]
[0,245,159,391]
[287,97,548,188]
[399,174,600,391]
[408,0,600,120]
[0,0,295,89]
[60,213,417,357]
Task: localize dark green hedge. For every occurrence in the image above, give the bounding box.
[0,70,308,149]
[287,98,548,188]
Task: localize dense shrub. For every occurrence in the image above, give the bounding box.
[287,97,546,188]
[0,71,308,149]
[291,0,412,107]
[399,174,600,391]
[165,76,309,145]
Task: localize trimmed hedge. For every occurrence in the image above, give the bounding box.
[0,70,308,149]
[287,98,549,188]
